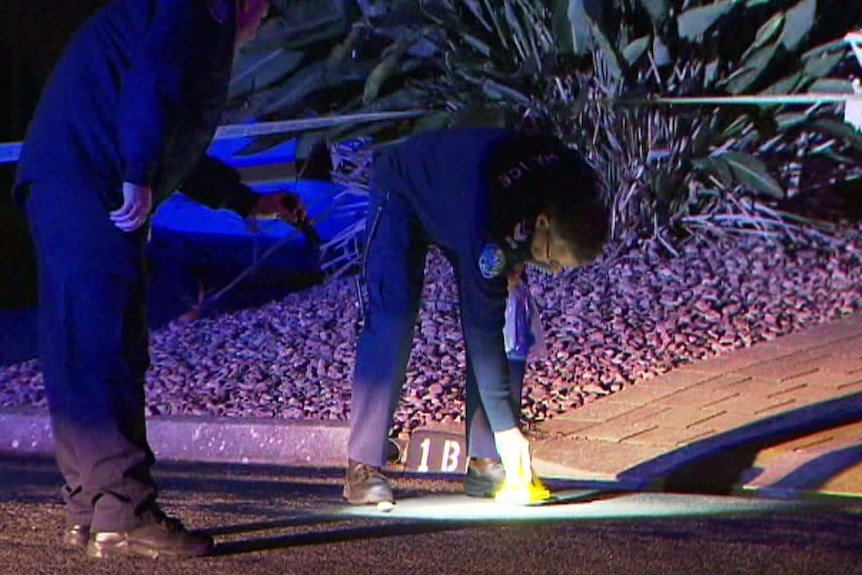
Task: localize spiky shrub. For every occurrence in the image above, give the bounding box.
[226,0,861,280]
[565,0,861,246]
[412,0,861,241]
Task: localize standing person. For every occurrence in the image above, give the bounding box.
[12,0,305,559]
[344,127,609,505]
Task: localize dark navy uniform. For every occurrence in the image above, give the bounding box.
[348,127,573,465]
[13,1,257,532]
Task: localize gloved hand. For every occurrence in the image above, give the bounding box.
[111,182,153,232]
[493,427,532,486]
[248,191,319,244]
[248,191,306,223]
[507,263,525,288]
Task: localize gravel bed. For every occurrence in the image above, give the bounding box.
[1,225,861,434]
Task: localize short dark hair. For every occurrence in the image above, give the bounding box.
[487,132,609,263]
[542,149,609,264]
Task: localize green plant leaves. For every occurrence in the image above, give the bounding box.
[695,152,785,200]
[229,49,307,99]
[589,19,626,79]
[677,0,735,40]
[650,166,676,206]
[745,0,780,8]
[780,0,816,52]
[717,9,794,94]
[690,117,721,158]
[623,36,651,66]
[811,117,862,151]
[552,0,575,53]
[637,0,671,27]
[802,48,847,79]
[362,40,409,105]
[724,41,780,94]
[749,11,785,53]
[695,156,732,183]
[411,109,454,134]
[807,78,857,93]
[775,111,812,130]
[714,151,785,198]
[557,0,603,55]
[222,0,861,258]
[461,0,493,33]
[761,72,803,95]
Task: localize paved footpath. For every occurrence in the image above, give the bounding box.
[1,313,861,501]
[532,312,862,499]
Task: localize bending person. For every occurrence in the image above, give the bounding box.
[344,127,609,505]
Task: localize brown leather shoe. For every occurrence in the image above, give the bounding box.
[86,510,213,559]
[343,460,394,505]
[464,457,506,498]
[63,524,90,548]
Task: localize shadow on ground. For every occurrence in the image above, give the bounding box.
[618,393,862,494]
[211,521,464,557]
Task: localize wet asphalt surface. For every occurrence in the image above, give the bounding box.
[1,455,861,575]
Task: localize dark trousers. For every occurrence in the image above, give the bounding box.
[347,190,521,466]
[24,180,157,532]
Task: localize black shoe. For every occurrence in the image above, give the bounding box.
[464,457,506,498]
[343,460,394,505]
[86,510,213,559]
[63,524,90,548]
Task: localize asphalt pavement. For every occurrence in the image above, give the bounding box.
[2,456,861,575]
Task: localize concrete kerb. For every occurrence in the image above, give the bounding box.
[0,408,616,478]
[2,407,860,501]
[0,411,350,467]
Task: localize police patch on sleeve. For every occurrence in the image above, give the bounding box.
[479,243,506,279]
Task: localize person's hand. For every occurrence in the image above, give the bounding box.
[110,182,153,232]
[507,263,525,289]
[494,427,532,486]
[249,191,309,227]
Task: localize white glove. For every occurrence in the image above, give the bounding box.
[110,182,153,232]
[494,427,532,486]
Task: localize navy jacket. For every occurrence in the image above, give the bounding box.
[14,0,256,215]
[373,127,570,432]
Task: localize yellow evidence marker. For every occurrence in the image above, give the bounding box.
[494,468,552,505]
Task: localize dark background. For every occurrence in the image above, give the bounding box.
[0,1,110,309]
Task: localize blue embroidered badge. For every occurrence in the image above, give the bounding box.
[479,243,506,279]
